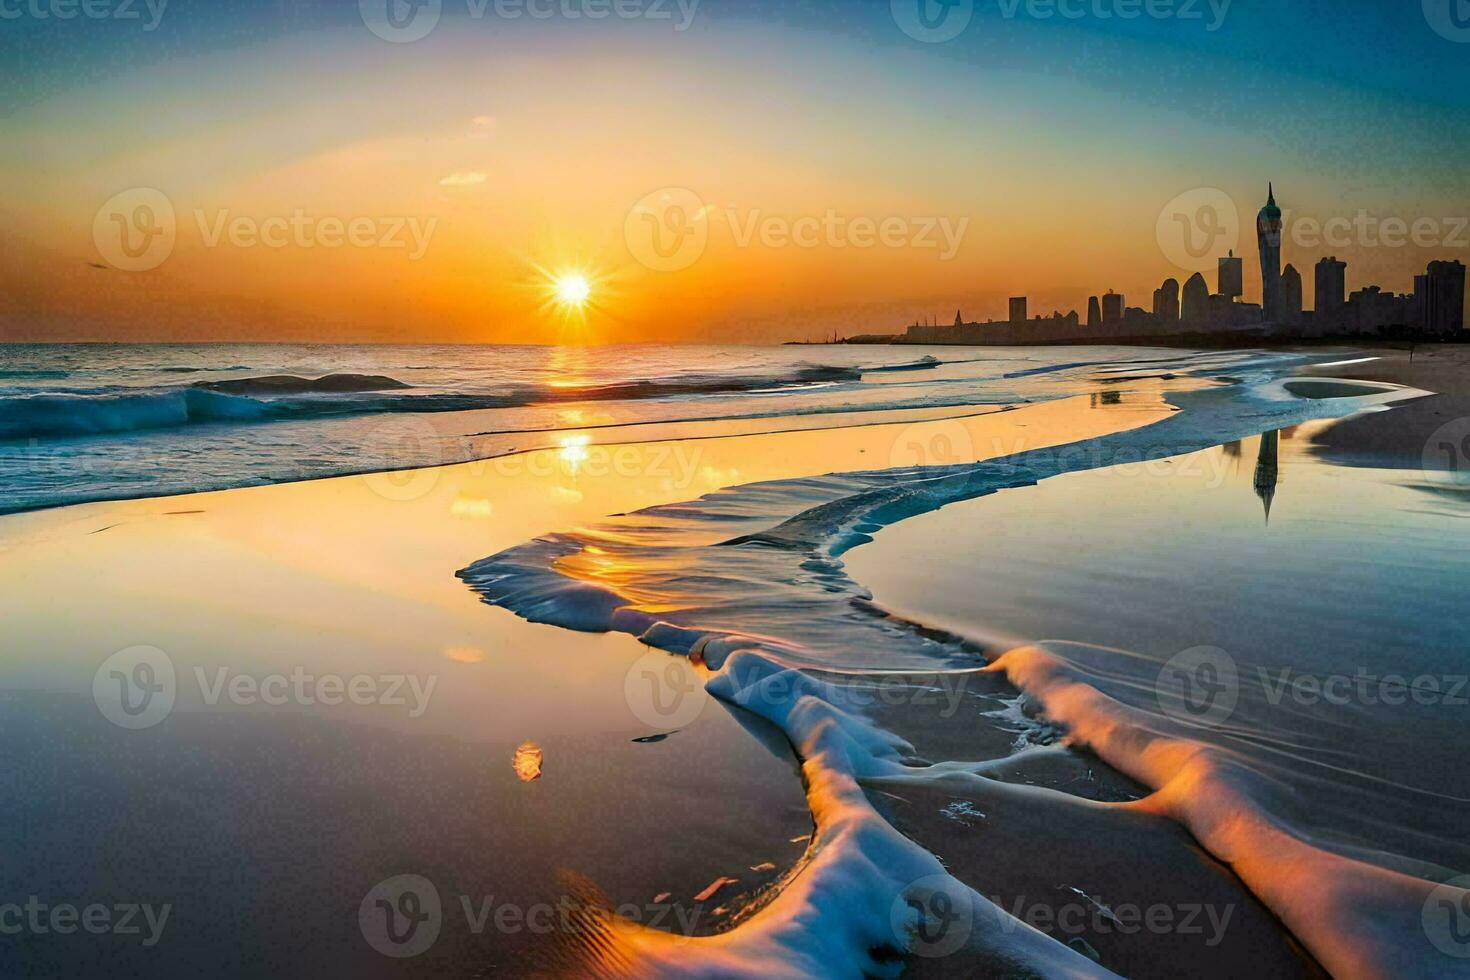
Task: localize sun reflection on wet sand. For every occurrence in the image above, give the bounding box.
[529,389,1185,630]
[557,434,591,474]
[443,646,485,664]
[513,741,544,781]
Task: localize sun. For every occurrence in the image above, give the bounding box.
[553,273,590,308]
[527,260,612,334]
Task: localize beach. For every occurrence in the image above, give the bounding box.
[2,344,1468,977]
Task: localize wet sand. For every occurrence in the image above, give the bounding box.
[1303,344,1470,473]
[0,386,1188,975]
[840,357,1470,975]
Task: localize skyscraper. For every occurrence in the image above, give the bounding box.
[1087,295,1101,328]
[1101,291,1123,324]
[1181,273,1209,325]
[1422,260,1467,335]
[1257,184,1283,323]
[1218,251,1243,299]
[1009,297,1027,326]
[1280,264,1303,325]
[1315,256,1346,325]
[1156,277,1180,322]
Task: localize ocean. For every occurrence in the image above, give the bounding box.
[0,342,1248,514]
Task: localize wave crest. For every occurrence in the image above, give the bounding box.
[0,363,899,443]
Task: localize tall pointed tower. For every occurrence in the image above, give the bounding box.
[1257,183,1283,324]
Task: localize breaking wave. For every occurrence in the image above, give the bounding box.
[0,362,928,443]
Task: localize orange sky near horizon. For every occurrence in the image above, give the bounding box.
[2,14,1465,344]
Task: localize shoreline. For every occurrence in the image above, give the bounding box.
[5,346,1462,975]
[453,359,1457,975]
[0,379,1189,974]
[1,370,1201,975]
[796,336,1469,350]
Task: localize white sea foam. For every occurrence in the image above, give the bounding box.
[557,650,1119,977]
[459,360,1457,975]
[989,644,1470,979]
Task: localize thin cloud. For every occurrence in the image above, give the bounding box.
[438,171,488,187]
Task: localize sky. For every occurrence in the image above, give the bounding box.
[1,0,1467,344]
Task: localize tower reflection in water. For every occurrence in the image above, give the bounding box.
[1254,430,1280,524]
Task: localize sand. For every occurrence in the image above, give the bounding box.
[0,385,1188,975]
[1303,343,1470,472]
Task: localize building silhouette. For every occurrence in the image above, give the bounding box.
[1345,284,1416,332]
[1257,184,1283,323]
[1281,264,1303,325]
[1315,257,1346,319]
[1218,251,1243,299]
[1009,297,1028,326]
[1154,277,1180,323]
[893,184,1466,346]
[1181,272,1210,325]
[1422,260,1467,336]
